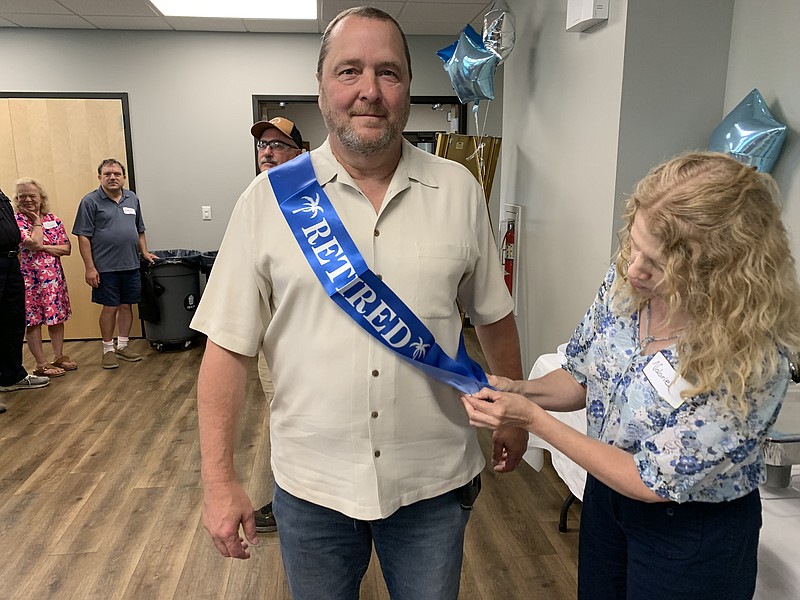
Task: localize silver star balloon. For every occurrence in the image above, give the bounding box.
[483,0,516,64]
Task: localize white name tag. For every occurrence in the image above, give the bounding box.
[42,221,57,229]
[123,207,136,215]
[643,351,690,409]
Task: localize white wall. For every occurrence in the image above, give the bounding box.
[726,0,800,264]
[502,0,738,369]
[0,28,478,251]
[613,1,733,237]
[502,0,628,367]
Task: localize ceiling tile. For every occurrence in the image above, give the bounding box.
[406,0,491,4]
[58,0,159,17]
[0,16,21,27]
[5,14,95,28]
[82,16,173,30]
[244,19,319,34]
[398,3,488,24]
[0,0,72,14]
[321,1,405,21]
[163,16,247,32]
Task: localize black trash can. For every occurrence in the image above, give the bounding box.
[140,249,201,351]
[200,250,218,282]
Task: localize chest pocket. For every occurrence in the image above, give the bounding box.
[415,243,471,319]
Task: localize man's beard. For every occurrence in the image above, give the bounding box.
[320,96,410,155]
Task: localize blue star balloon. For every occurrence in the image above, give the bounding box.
[437,25,499,105]
[709,88,787,173]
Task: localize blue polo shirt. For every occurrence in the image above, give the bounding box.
[72,186,146,272]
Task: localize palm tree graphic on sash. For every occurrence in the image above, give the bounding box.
[410,338,430,359]
[292,194,323,217]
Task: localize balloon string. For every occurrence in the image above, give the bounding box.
[467,100,492,191]
[480,99,491,137]
[466,143,485,162]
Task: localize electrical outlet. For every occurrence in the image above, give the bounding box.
[201,206,212,220]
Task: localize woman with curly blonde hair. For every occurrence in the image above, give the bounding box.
[615,152,800,412]
[461,152,800,599]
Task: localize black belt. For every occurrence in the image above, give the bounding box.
[0,250,19,258]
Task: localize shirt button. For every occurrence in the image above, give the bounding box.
[372,369,379,377]
[374,450,381,458]
[371,411,379,419]
[374,229,380,237]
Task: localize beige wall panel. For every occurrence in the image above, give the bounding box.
[6,97,140,340]
[0,100,19,187]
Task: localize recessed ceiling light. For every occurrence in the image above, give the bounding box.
[150,0,317,20]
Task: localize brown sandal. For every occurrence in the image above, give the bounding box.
[52,355,78,371]
[33,364,66,377]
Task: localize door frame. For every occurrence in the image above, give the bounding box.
[1,91,136,191]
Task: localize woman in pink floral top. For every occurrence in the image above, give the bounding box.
[13,178,76,377]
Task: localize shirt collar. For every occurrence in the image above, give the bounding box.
[311,137,440,193]
[98,185,127,202]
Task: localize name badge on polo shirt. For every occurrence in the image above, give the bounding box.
[122,207,136,215]
[643,351,690,409]
[42,221,57,230]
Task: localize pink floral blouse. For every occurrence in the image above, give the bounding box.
[16,212,72,326]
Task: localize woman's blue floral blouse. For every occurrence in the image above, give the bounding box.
[562,266,788,503]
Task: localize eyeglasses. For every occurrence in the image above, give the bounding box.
[256,139,299,152]
[101,172,124,179]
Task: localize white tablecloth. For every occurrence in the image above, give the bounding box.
[522,351,588,500]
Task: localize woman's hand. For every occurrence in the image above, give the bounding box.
[19,208,40,223]
[41,245,70,257]
[461,387,540,432]
[487,374,526,394]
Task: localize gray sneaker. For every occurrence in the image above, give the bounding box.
[115,346,142,362]
[0,374,51,392]
[102,351,119,369]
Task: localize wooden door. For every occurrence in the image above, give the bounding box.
[0,96,141,339]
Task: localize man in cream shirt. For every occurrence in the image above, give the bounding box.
[192,7,525,599]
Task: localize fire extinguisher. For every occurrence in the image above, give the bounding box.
[502,220,515,294]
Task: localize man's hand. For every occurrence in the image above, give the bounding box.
[491,427,528,473]
[202,480,259,559]
[142,251,158,264]
[85,267,100,288]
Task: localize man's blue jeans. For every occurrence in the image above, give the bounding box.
[272,483,471,600]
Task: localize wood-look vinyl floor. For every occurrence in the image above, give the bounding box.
[0,335,580,599]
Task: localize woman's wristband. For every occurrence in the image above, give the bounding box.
[32,223,42,227]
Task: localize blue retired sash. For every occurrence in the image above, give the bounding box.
[268,152,490,394]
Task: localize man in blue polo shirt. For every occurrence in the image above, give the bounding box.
[73,158,158,369]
